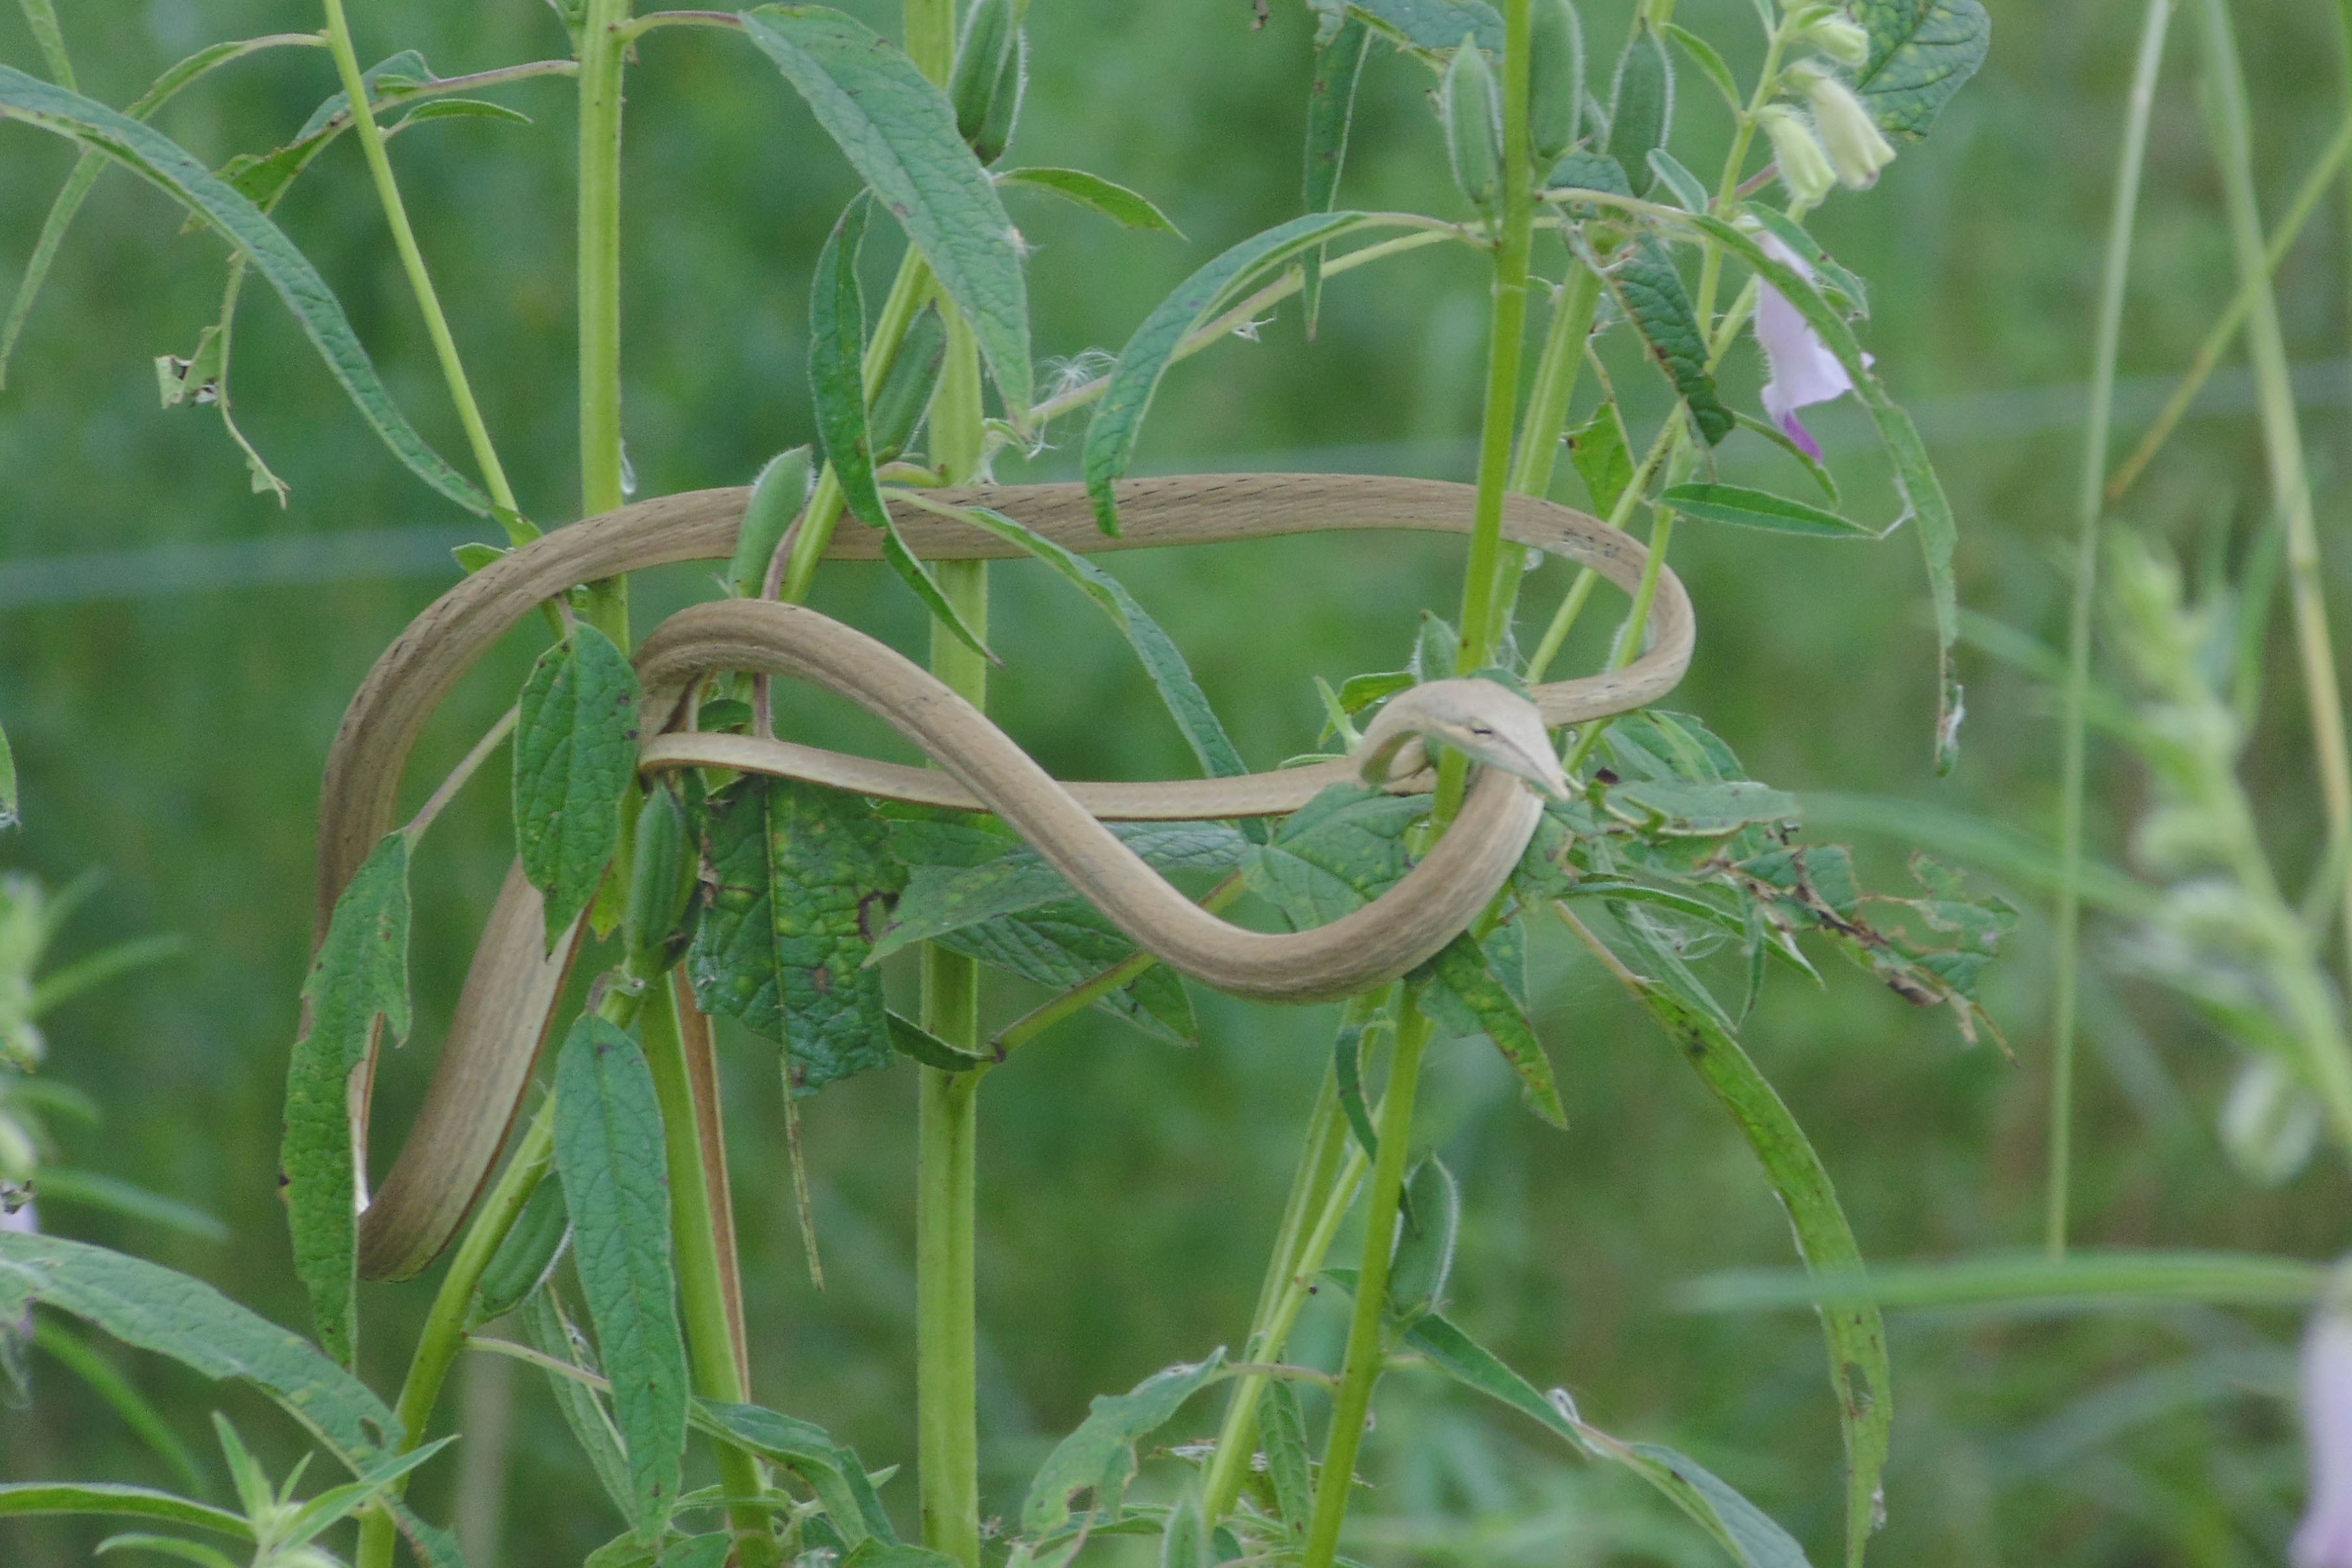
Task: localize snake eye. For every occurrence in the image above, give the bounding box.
[1469,723,1495,738]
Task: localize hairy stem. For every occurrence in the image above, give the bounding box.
[1478,259,1603,659]
[320,0,525,536]
[578,0,634,641]
[2049,0,2171,1261]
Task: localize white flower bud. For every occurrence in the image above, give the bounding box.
[1801,17,1872,69]
[1787,61,1896,189]
[1757,105,1837,207]
[2220,1056,2322,1187]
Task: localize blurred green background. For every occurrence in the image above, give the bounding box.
[2,0,2349,1561]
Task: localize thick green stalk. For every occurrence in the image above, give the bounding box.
[578,0,632,640]
[2199,0,2352,986]
[2049,0,2171,1262]
[319,0,525,536]
[353,1098,558,1568]
[1298,1003,1433,1568]
[639,976,776,1566]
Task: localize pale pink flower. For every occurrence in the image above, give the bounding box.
[2297,1308,2352,1567]
[1754,233,1857,461]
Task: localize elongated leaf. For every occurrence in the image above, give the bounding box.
[738,7,1031,414]
[0,1483,244,1537]
[1663,22,1740,113]
[0,717,15,828]
[695,1401,894,1544]
[284,832,408,1365]
[555,1017,688,1540]
[33,1169,225,1242]
[1569,400,1633,517]
[1848,0,1990,141]
[515,625,641,946]
[810,195,887,530]
[1680,1249,2328,1314]
[879,512,992,663]
[1661,483,1878,540]
[879,821,1246,957]
[1690,213,1963,768]
[0,67,488,512]
[1083,210,1365,532]
[998,167,1180,234]
[1648,148,1710,214]
[1602,238,1731,445]
[90,1533,239,1568]
[1330,0,1503,56]
[1021,1350,1226,1539]
[1603,777,1800,836]
[1244,783,1424,928]
[843,1546,958,1568]
[14,0,72,83]
[885,1009,988,1072]
[1301,15,1371,333]
[934,900,1197,1047]
[898,499,1254,804]
[1420,932,1567,1126]
[522,1288,636,1520]
[30,1320,207,1494]
[689,777,906,1096]
[1797,792,2153,916]
[1603,913,1887,1568]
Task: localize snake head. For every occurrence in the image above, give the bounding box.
[1355,678,1570,800]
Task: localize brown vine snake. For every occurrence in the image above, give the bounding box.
[311,474,1694,1280]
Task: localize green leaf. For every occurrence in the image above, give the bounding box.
[1661,483,1878,540]
[810,194,888,531]
[1646,148,1710,213]
[515,625,642,946]
[0,65,489,513]
[885,1009,988,1073]
[1687,214,1963,768]
[1083,210,1365,532]
[14,0,72,83]
[31,1169,225,1242]
[1333,1017,1380,1158]
[1601,238,1731,446]
[1731,412,1842,504]
[1548,146,1633,198]
[689,777,906,1096]
[657,1537,734,1568]
[1300,14,1372,333]
[1605,23,1673,192]
[1260,1377,1312,1530]
[29,1320,208,1495]
[472,1175,569,1326]
[934,900,1197,1047]
[523,1288,636,1520]
[1797,792,2154,917]
[998,167,1180,234]
[1420,932,1567,1126]
[1678,1249,2330,1314]
[1384,1154,1461,1322]
[843,1545,960,1568]
[897,500,1254,801]
[738,6,1032,415]
[283,832,409,1366]
[879,511,994,664]
[93,1534,240,1568]
[1737,206,1868,318]
[555,1017,689,1541]
[1020,1350,1226,1539]
[878,821,1245,958]
[1333,0,1503,57]
[0,1234,412,1482]
[392,97,532,131]
[0,717,16,829]
[1662,22,1740,114]
[0,1484,246,1538]
[1601,913,1887,1568]
[694,1400,895,1544]
[1244,783,1424,928]
[1602,777,1801,836]
[1848,0,1990,141]
[1568,400,1633,517]
[1160,1494,1208,1568]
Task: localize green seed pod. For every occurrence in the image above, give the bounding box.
[470,1177,569,1326]
[1384,1155,1461,1324]
[868,304,949,466]
[727,446,812,598]
[972,29,1026,167]
[1441,34,1502,210]
[624,781,696,977]
[1526,0,1584,170]
[1606,21,1673,193]
[951,0,1015,147]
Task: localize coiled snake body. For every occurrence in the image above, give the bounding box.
[314,474,1694,1280]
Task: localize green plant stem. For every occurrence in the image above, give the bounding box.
[2107,101,2352,504]
[1298,1000,1433,1568]
[353,1096,558,1568]
[639,975,776,1566]
[319,0,525,538]
[2049,0,2172,1263]
[1523,408,1680,685]
[578,0,633,642]
[2198,0,2352,990]
[1477,259,1602,659]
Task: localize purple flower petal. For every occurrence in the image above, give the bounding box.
[1780,413,1823,461]
[2298,1309,2352,1567]
[1754,235,1855,450]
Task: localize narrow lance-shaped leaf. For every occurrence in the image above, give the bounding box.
[283,832,409,1367]
[1599,237,1732,446]
[1689,212,1963,768]
[809,195,888,530]
[737,6,1032,416]
[1660,483,1881,540]
[553,1017,689,1541]
[514,624,642,947]
[1420,931,1567,1126]
[0,718,16,829]
[1083,210,1368,532]
[0,1483,246,1538]
[695,1401,895,1545]
[1848,0,1991,141]
[1301,15,1372,335]
[996,167,1181,234]
[1020,1350,1226,1540]
[0,66,489,514]
[1601,909,1888,1568]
